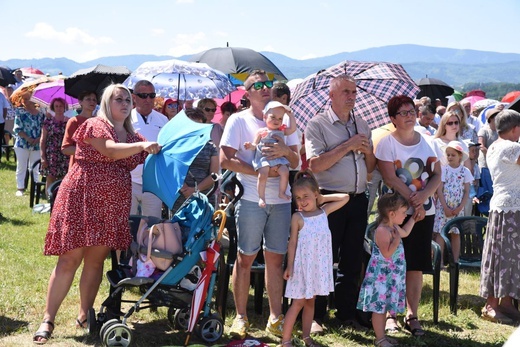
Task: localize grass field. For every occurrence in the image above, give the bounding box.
[0,155,517,346]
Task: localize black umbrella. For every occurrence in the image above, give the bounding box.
[189,46,287,83]
[0,66,16,87]
[416,77,454,105]
[64,64,131,99]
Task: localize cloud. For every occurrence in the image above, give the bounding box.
[25,22,113,46]
[151,28,165,37]
[167,32,208,57]
[300,53,317,60]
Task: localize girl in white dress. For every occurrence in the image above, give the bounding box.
[281,169,350,347]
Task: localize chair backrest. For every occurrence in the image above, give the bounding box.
[442,216,487,266]
[48,179,62,212]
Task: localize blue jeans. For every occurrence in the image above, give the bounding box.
[235,199,291,255]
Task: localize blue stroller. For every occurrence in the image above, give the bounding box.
[87,111,229,346]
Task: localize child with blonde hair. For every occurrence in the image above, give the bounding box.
[281,169,349,347]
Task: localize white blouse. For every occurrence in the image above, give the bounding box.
[488,140,520,212]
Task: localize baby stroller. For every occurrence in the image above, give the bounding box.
[87,183,231,346]
[87,112,230,346]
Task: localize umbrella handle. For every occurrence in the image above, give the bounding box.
[212,210,227,242]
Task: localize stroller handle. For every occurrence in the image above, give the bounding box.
[208,171,244,206]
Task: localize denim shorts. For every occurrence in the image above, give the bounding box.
[235,199,291,255]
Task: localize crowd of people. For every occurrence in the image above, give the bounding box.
[2,67,520,347]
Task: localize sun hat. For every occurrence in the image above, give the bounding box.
[263,100,291,115]
[442,140,469,162]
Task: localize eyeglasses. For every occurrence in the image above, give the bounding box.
[446,121,460,126]
[113,97,131,104]
[134,92,156,99]
[246,80,274,91]
[204,107,217,112]
[395,109,416,117]
[167,103,178,109]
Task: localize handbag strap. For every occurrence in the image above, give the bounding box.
[145,224,159,261]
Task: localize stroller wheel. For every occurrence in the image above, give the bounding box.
[102,322,132,347]
[196,314,224,344]
[99,319,119,342]
[173,307,190,330]
[87,308,98,336]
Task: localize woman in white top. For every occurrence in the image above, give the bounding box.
[377,95,441,337]
[480,109,520,324]
[433,111,471,170]
[446,101,478,144]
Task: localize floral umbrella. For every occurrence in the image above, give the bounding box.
[124,59,236,101]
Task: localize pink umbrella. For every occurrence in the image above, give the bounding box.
[31,79,80,109]
[461,95,485,108]
[184,210,226,346]
[212,87,246,124]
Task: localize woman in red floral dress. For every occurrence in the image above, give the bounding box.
[33,84,161,345]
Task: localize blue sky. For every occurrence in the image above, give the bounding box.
[1,0,519,62]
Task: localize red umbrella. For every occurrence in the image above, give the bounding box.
[466,89,486,98]
[502,91,520,103]
[20,67,45,79]
[184,210,226,346]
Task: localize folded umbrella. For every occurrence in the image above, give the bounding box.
[142,110,213,210]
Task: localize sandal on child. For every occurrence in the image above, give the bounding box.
[278,341,293,347]
[374,337,397,347]
[385,315,400,333]
[403,316,425,337]
[76,318,87,329]
[33,320,54,345]
[303,336,323,347]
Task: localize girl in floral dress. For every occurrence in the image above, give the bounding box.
[433,140,473,263]
[357,192,416,347]
[281,169,349,347]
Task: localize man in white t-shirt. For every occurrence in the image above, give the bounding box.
[130,80,168,218]
[220,70,299,339]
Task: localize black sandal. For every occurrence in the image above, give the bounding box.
[76,318,87,329]
[33,320,54,345]
[403,316,425,337]
[385,315,400,333]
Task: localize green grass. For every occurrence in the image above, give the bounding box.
[0,155,517,346]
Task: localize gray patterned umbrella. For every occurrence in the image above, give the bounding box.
[290,61,420,131]
[124,59,236,100]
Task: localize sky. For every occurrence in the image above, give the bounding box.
[1,0,519,63]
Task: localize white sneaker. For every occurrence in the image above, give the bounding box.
[15,190,23,197]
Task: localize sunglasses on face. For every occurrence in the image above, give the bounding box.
[167,103,178,109]
[446,121,460,126]
[134,92,156,99]
[246,80,274,91]
[204,107,217,112]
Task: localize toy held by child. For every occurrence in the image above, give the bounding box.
[433,140,473,262]
[281,169,350,347]
[357,192,416,347]
[244,101,297,208]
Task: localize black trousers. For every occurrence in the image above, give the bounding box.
[315,191,368,322]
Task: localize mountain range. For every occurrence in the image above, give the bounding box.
[2,44,520,88]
